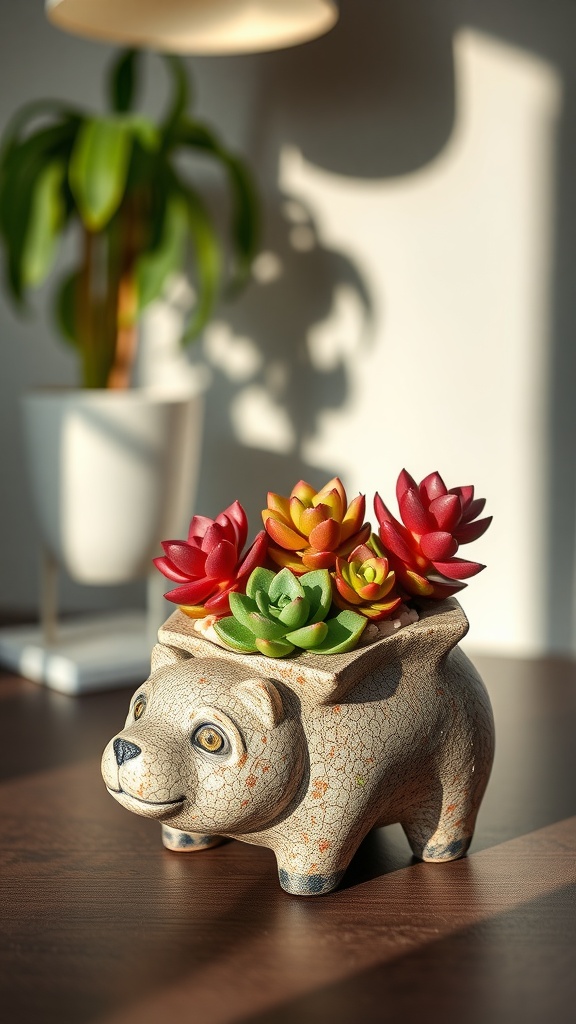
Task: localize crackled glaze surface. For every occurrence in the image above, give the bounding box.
[101,599,495,895]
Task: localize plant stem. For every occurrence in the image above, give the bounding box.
[107,269,137,389]
[106,197,139,389]
[78,226,97,388]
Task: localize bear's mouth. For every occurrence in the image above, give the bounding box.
[107,786,185,815]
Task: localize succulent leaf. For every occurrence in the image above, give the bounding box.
[268,567,304,604]
[284,621,329,649]
[300,569,333,623]
[255,637,295,658]
[213,617,258,653]
[245,565,275,599]
[310,611,367,655]
[277,596,310,630]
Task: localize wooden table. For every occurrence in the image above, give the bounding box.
[1,653,575,1024]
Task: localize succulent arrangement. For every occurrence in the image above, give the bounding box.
[154,471,492,658]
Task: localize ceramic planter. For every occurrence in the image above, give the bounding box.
[102,598,495,896]
[22,389,202,585]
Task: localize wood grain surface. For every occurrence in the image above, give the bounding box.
[1,653,575,1024]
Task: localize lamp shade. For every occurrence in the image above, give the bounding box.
[46,0,338,54]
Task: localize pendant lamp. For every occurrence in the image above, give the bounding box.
[46,0,338,54]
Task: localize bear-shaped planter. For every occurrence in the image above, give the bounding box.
[102,598,494,895]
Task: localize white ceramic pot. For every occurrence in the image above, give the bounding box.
[22,389,203,585]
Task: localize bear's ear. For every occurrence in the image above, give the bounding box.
[231,678,285,729]
[151,643,191,672]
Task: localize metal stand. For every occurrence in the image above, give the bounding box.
[0,546,164,695]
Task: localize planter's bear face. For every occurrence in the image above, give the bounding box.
[101,653,307,835]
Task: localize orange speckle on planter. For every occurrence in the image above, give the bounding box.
[238,753,247,768]
[318,839,331,853]
[446,803,457,813]
[332,705,341,714]
[329,747,335,757]
[301,832,310,843]
[261,736,267,743]
[241,799,249,807]
[312,779,328,799]
[246,774,257,788]
[296,675,305,686]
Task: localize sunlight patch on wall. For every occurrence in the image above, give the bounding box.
[230,385,296,453]
[279,29,562,655]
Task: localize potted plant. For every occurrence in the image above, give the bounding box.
[0,48,259,592]
[102,469,496,895]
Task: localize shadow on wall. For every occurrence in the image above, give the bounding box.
[193,0,576,653]
[191,0,458,523]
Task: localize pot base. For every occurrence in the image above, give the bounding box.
[0,610,151,694]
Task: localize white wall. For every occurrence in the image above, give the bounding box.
[1,1,576,656]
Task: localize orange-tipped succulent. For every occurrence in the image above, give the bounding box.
[333,538,403,620]
[374,470,492,600]
[262,477,371,574]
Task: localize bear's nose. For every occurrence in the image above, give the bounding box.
[113,738,142,766]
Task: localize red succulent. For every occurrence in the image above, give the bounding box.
[262,477,371,573]
[332,539,403,620]
[374,470,492,599]
[154,500,268,618]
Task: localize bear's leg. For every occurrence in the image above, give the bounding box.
[161,824,224,852]
[401,774,485,862]
[275,837,361,896]
[402,813,473,862]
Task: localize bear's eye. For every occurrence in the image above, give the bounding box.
[133,694,147,720]
[192,724,228,755]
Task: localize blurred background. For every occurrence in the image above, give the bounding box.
[1,0,575,658]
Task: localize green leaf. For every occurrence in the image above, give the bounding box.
[246,567,275,600]
[177,180,222,341]
[21,159,65,287]
[277,596,310,630]
[136,192,187,310]
[174,118,259,287]
[109,49,139,113]
[268,568,304,605]
[0,99,79,164]
[254,589,271,618]
[300,570,333,624]
[69,118,133,230]
[246,613,286,641]
[0,119,78,302]
[308,611,368,655]
[255,637,295,658]
[228,591,259,631]
[161,54,190,140]
[213,617,258,653]
[285,621,329,650]
[124,115,159,153]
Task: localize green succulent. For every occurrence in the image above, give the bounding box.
[213,566,367,658]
